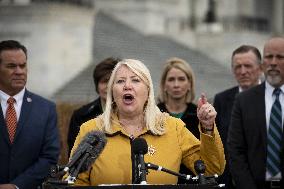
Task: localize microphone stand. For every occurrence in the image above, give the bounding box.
[146,162,220,186]
[46,145,94,186]
[64,153,88,183]
[146,163,197,182]
[136,154,147,184]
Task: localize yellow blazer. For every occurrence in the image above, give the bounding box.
[70,115,225,185]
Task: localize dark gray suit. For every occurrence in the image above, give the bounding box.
[227,83,284,189]
[0,90,60,189]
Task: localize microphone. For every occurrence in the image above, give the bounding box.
[194,160,219,185]
[131,137,148,184]
[146,160,219,185]
[64,130,107,183]
[194,160,206,184]
[146,163,195,181]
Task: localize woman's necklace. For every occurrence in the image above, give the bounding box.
[119,121,144,138]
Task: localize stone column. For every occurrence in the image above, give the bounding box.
[204,0,217,23]
[272,0,283,34]
[189,0,197,30]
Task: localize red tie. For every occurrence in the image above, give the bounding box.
[5,97,17,143]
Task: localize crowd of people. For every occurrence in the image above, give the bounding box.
[0,36,283,189]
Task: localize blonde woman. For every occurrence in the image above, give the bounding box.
[70,59,225,185]
[157,57,199,183]
[158,57,198,137]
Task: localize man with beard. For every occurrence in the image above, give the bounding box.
[228,37,284,189]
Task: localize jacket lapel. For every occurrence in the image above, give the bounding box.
[226,86,239,110]
[0,106,10,144]
[230,86,239,100]
[255,83,267,149]
[14,90,33,142]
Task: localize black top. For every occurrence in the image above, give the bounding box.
[157,102,199,138]
[67,97,103,156]
[157,102,199,184]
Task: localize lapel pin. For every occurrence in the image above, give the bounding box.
[148,144,156,156]
[27,97,32,102]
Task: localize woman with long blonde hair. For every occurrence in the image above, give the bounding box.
[69,59,225,185]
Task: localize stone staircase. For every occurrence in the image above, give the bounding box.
[53,11,236,103]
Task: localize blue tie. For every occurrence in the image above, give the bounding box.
[267,88,283,176]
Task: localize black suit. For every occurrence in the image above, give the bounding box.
[227,83,284,189]
[214,86,239,150]
[67,97,103,156]
[213,86,239,188]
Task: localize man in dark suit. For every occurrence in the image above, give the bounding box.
[0,40,60,189]
[67,57,120,156]
[228,37,284,189]
[213,45,262,188]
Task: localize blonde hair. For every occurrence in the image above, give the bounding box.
[158,57,195,103]
[99,59,167,135]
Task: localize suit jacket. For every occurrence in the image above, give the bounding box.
[227,83,284,189]
[0,90,60,189]
[214,86,239,150]
[67,97,103,155]
[157,102,199,184]
[213,86,238,189]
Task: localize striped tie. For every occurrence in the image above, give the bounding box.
[267,88,283,176]
[5,97,17,143]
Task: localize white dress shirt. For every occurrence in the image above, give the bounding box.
[0,88,25,121]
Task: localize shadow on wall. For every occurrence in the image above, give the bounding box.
[56,102,85,165]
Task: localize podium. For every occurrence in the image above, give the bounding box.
[43,183,218,189]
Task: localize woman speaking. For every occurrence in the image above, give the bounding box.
[70,59,225,185]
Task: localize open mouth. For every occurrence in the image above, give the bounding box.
[123,94,134,103]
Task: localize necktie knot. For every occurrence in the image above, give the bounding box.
[273,88,281,98]
[7,97,15,105]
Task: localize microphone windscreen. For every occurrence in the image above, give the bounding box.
[131,137,148,155]
[81,130,107,172]
[194,160,206,174]
[71,130,104,159]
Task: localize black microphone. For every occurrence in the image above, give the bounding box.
[194,160,206,184]
[64,130,107,183]
[131,137,148,184]
[146,163,195,181]
[49,164,66,179]
[194,160,220,186]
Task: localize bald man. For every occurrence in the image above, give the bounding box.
[228,37,284,189]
